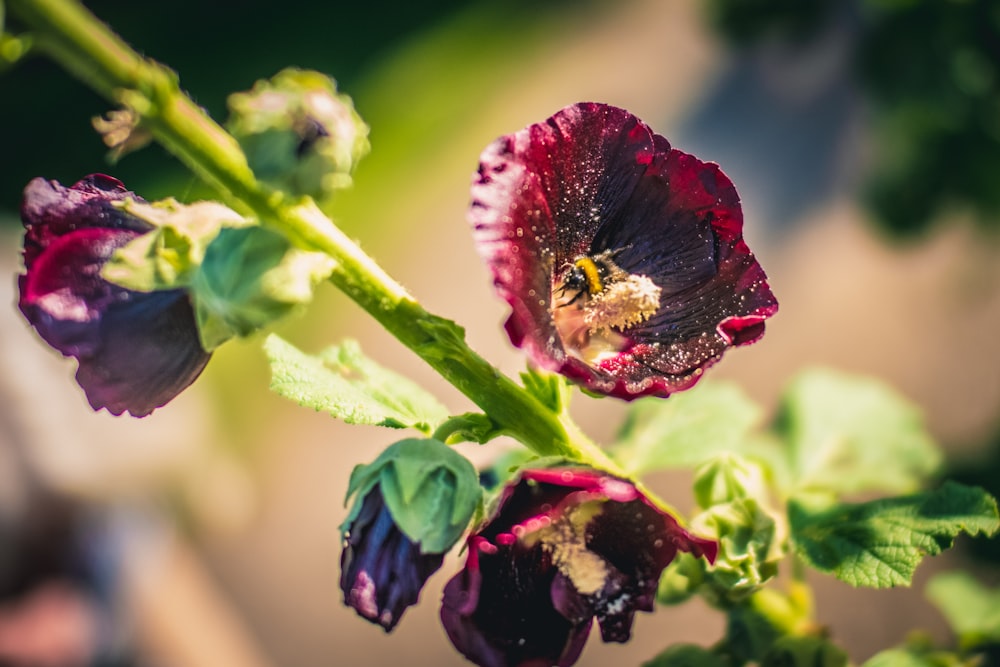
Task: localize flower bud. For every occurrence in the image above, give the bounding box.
[340,439,479,631]
[227,68,370,202]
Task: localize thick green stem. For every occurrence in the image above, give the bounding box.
[9,0,620,470]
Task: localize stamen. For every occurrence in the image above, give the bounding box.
[583,274,661,332]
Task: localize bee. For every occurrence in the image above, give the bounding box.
[556,249,626,307]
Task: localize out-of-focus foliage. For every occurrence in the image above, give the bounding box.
[0,0,549,211]
[708,0,1000,237]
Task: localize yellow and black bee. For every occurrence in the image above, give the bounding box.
[556,249,626,307]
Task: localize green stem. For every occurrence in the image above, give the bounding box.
[9,0,621,471]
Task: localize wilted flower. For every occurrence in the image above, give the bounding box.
[17,175,210,416]
[469,102,778,400]
[341,438,480,632]
[440,467,717,667]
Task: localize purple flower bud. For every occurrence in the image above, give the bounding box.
[440,467,717,667]
[340,485,445,631]
[17,175,210,417]
[469,103,778,400]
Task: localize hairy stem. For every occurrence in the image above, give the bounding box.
[8,0,619,469]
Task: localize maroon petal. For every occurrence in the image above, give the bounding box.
[440,537,591,667]
[469,103,778,400]
[439,468,716,666]
[17,176,210,417]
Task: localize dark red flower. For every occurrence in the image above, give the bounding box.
[17,175,210,417]
[440,468,717,667]
[469,102,778,400]
[340,484,446,631]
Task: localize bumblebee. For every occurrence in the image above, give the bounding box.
[556,250,625,306]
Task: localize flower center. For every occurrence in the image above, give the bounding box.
[552,255,661,364]
[524,500,608,596]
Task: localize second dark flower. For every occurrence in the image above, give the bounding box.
[17,175,210,417]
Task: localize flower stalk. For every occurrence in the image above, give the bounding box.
[7,0,618,468]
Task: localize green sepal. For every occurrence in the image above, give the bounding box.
[760,636,848,667]
[691,497,783,600]
[789,481,999,588]
[226,68,370,202]
[341,438,481,554]
[925,571,1000,649]
[641,644,731,667]
[264,335,449,432]
[612,381,764,475]
[775,368,942,496]
[192,225,335,349]
[102,199,249,292]
[682,455,786,602]
[693,453,772,510]
[656,552,704,605]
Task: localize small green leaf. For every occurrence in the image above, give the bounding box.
[642,644,731,667]
[926,571,1000,647]
[264,334,448,431]
[102,199,249,292]
[432,412,501,445]
[612,381,764,475]
[414,311,469,362]
[776,368,942,495]
[760,636,848,667]
[520,366,571,414]
[789,482,999,588]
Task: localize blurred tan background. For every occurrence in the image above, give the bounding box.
[1,0,999,665]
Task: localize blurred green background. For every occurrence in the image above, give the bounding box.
[0,0,573,206]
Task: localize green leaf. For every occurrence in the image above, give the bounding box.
[642,644,731,667]
[342,438,480,554]
[760,636,848,667]
[926,571,1000,647]
[789,481,1000,588]
[862,649,934,667]
[193,226,335,349]
[776,368,942,495]
[264,334,448,432]
[862,644,968,667]
[612,381,764,475]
